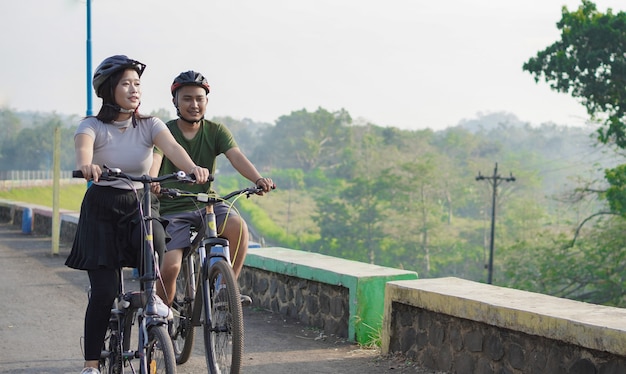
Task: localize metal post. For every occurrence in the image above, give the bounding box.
[51,126,61,255]
[85,0,94,189]
[86,0,93,116]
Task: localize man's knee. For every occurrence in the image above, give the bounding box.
[225,216,248,235]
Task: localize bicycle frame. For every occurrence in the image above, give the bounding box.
[165,187,262,327]
[135,173,168,374]
[74,166,194,374]
[189,208,232,327]
[163,186,262,373]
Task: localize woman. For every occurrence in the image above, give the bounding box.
[65,55,209,374]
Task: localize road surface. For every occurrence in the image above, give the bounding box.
[0,223,446,374]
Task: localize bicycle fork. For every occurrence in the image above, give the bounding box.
[190,240,232,321]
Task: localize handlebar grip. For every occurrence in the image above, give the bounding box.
[185,173,215,183]
[72,170,84,178]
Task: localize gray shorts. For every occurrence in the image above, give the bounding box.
[162,202,239,252]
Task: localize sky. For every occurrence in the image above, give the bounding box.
[1,0,624,131]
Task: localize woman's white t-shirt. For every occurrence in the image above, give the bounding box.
[75,116,167,189]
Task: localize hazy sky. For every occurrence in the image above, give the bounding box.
[1,0,623,130]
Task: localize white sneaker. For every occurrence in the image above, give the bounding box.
[155,296,173,320]
[240,294,252,306]
[80,368,100,374]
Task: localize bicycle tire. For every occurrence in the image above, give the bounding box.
[146,324,177,374]
[203,259,244,374]
[100,318,123,374]
[172,254,196,364]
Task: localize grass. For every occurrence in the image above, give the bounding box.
[0,182,316,249]
[250,188,319,238]
[0,183,87,211]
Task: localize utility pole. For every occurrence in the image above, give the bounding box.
[476,162,515,284]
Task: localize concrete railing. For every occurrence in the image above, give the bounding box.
[3,198,626,373]
[240,247,417,344]
[382,277,626,373]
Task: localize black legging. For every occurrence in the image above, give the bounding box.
[83,222,167,361]
[84,268,119,361]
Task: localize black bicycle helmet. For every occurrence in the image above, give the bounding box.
[170,71,210,97]
[93,55,146,98]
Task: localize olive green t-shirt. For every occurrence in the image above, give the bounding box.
[156,119,237,215]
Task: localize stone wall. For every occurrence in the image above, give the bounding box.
[0,203,14,223]
[383,278,626,374]
[241,247,418,344]
[239,267,350,338]
[388,302,626,373]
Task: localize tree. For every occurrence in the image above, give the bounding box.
[0,107,22,164]
[381,158,445,275]
[501,216,626,307]
[523,0,626,147]
[1,114,75,171]
[148,108,172,122]
[257,107,351,171]
[313,175,387,264]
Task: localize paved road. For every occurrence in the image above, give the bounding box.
[0,223,445,374]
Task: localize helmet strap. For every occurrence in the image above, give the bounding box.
[176,106,204,124]
[173,96,203,124]
[104,103,140,128]
[104,103,134,113]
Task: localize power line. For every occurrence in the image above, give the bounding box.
[476,162,516,284]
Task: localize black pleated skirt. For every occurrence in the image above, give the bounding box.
[65,185,167,270]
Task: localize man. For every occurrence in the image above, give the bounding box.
[151,70,274,307]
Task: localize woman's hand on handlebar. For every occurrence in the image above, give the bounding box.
[150,182,161,195]
[255,177,276,195]
[78,164,102,182]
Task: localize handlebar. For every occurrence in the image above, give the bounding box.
[72,165,212,184]
[160,185,274,204]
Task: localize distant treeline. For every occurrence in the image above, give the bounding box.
[2,106,625,307]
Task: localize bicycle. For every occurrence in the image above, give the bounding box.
[158,184,268,373]
[74,166,196,374]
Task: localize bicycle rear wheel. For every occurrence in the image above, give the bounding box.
[171,254,196,364]
[203,259,244,374]
[100,317,123,374]
[146,324,177,374]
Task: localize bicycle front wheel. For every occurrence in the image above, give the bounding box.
[203,260,244,374]
[146,324,177,374]
[171,255,196,364]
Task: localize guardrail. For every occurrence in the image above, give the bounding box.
[0,178,85,191]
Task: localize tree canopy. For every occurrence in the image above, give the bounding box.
[523,0,626,147]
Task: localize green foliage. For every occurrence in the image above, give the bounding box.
[148,108,173,122]
[0,108,77,171]
[213,174,317,249]
[501,217,626,307]
[254,107,352,171]
[4,104,626,307]
[523,0,626,147]
[604,164,626,215]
